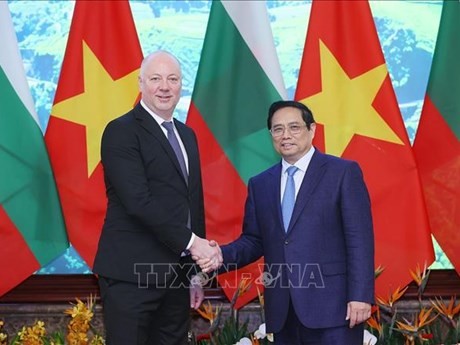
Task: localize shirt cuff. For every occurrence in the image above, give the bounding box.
[186,232,196,250]
[181,232,196,256]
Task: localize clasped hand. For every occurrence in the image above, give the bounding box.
[189,238,222,272]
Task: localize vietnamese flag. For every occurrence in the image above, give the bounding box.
[295,0,434,296]
[186,0,286,308]
[413,0,460,274]
[45,0,143,268]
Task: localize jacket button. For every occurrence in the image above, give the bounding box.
[284,240,289,245]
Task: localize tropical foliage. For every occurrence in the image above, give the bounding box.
[367,264,460,345]
[193,264,460,345]
[193,278,273,345]
[2,264,459,345]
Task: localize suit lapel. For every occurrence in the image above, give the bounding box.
[133,104,188,187]
[287,150,328,233]
[267,163,285,233]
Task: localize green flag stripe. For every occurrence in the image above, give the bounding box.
[427,0,460,139]
[192,1,282,182]
[0,67,67,265]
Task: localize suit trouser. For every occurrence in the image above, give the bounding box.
[274,298,364,345]
[99,275,190,345]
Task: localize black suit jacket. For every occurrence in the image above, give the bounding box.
[93,103,205,285]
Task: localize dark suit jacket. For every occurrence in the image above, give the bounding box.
[93,103,205,286]
[222,149,374,332]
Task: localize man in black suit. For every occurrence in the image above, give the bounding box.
[93,51,221,345]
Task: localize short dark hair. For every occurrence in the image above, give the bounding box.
[267,100,315,130]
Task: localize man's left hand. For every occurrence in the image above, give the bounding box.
[189,275,205,309]
[346,301,371,328]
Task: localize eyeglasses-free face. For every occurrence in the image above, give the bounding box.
[270,107,316,164]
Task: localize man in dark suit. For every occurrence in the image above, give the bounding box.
[93,51,221,345]
[205,101,374,344]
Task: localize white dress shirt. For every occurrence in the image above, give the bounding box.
[140,100,189,173]
[140,100,195,250]
[280,147,315,201]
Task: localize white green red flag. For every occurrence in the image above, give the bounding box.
[413,0,460,275]
[0,1,68,297]
[187,0,286,308]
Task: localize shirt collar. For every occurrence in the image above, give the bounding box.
[140,99,173,127]
[281,147,315,174]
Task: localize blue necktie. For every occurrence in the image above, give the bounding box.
[162,121,188,183]
[282,166,298,231]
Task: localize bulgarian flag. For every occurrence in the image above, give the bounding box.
[413,0,460,274]
[0,2,68,297]
[186,0,286,308]
[295,0,434,296]
[45,0,143,268]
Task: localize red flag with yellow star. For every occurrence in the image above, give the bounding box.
[295,0,434,296]
[45,0,142,268]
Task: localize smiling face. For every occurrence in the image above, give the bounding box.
[271,106,316,164]
[138,52,182,120]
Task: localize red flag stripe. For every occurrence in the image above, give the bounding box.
[414,96,460,271]
[187,102,263,308]
[0,206,40,296]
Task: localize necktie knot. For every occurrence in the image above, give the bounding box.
[162,121,174,132]
[286,166,298,177]
[162,121,188,182]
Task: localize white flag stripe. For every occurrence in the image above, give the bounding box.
[222,0,287,99]
[0,1,39,126]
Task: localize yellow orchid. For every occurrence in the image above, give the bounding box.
[64,296,95,321]
[0,320,7,345]
[89,334,105,345]
[3,295,103,344]
[17,320,47,344]
[64,295,102,345]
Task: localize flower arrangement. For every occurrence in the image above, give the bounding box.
[366,263,460,345]
[1,321,8,345]
[194,264,460,345]
[2,264,459,345]
[193,277,273,345]
[64,296,104,345]
[0,296,104,345]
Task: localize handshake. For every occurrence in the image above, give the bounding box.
[189,237,223,273]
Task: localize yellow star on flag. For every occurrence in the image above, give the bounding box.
[51,40,139,177]
[300,40,403,157]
